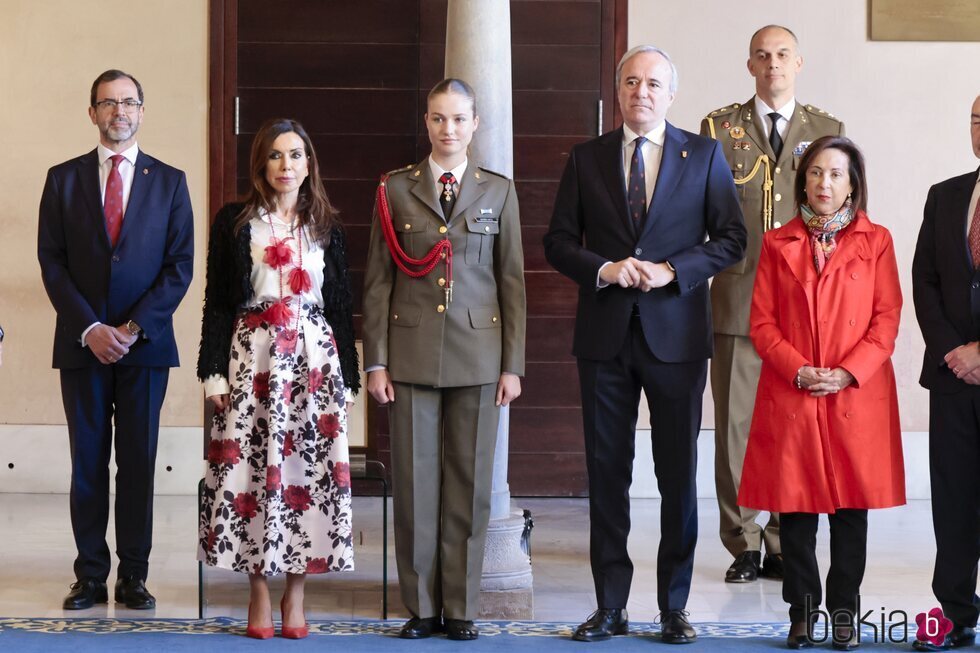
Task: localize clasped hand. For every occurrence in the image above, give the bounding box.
[600,257,674,291]
[944,342,980,385]
[797,366,854,397]
[87,323,137,365]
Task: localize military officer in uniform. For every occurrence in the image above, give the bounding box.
[362,78,526,642]
[701,24,845,584]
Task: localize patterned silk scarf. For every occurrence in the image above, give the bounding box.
[801,202,854,274]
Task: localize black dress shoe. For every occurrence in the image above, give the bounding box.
[572,608,629,642]
[725,551,761,583]
[398,616,443,639]
[63,579,108,610]
[786,621,814,649]
[114,576,156,609]
[660,610,697,644]
[832,624,860,651]
[445,619,479,641]
[912,625,977,651]
[762,553,785,580]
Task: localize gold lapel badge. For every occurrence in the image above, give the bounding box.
[729,126,746,139]
[681,151,688,158]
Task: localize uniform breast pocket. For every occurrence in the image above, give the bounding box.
[393,218,429,258]
[464,213,499,265]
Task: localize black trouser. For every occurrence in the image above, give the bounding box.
[929,389,980,628]
[577,317,706,611]
[61,365,169,582]
[781,509,868,624]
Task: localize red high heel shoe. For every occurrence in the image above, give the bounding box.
[280,597,309,639]
[246,602,275,639]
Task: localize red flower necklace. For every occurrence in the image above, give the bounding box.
[261,213,313,335]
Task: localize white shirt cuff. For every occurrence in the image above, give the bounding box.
[365,365,386,373]
[204,374,230,398]
[596,262,612,289]
[80,322,100,347]
[344,388,355,405]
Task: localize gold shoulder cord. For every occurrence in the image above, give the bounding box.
[706,116,773,231]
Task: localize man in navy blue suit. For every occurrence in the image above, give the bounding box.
[911,95,980,652]
[544,45,745,644]
[38,69,194,610]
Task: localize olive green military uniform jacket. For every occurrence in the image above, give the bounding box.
[700,97,844,336]
[362,158,526,387]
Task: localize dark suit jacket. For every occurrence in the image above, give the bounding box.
[543,123,746,362]
[912,167,980,393]
[38,149,194,369]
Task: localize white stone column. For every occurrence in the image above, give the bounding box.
[445,0,533,619]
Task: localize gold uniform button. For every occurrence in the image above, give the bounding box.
[775,166,781,174]
[736,163,743,170]
[437,305,445,313]
[774,193,782,201]
[773,221,782,228]
[438,225,448,234]
[492,316,498,323]
[484,226,491,232]
[393,314,399,320]
[404,223,412,230]
[437,277,446,287]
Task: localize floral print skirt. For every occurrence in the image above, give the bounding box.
[199,302,353,575]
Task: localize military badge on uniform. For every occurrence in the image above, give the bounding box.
[729,126,745,139]
[720,120,731,129]
[793,141,812,156]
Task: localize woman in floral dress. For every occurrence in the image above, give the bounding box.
[197,118,359,639]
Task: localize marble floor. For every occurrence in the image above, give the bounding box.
[0,495,939,624]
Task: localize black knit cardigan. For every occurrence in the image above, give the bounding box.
[196,202,360,395]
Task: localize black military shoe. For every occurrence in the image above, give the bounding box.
[63,579,108,610]
[912,625,977,651]
[725,551,761,583]
[660,610,697,644]
[762,553,785,580]
[445,619,479,641]
[398,616,443,639]
[114,576,156,609]
[572,608,629,642]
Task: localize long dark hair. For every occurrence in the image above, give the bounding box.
[233,118,338,244]
[794,135,869,214]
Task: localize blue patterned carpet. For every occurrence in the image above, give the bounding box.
[0,618,921,650]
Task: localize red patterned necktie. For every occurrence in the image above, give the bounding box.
[439,172,457,219]
[969,192,980,268]
[104,154,125,246]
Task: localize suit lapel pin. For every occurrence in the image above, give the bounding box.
[142,168,149,175]
[681,151,688,158]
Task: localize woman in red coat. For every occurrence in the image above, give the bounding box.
[737,136,905,651]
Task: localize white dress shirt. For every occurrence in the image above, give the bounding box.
[754,96,796,142]
[81,143,141,345]
[428,156,468,202]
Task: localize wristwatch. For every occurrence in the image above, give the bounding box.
[0,324,4,342]
[125,320,142,336]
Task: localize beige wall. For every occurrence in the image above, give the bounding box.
[0,0,208,426]
[631,0,980,431]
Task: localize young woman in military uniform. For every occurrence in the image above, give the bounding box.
[362,78,526,641]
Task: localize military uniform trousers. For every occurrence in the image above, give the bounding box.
[710,332,780,556]
[390,381,500,621]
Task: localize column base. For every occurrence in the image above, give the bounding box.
[479,510,533,619]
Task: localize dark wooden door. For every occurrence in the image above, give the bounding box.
[209,0,626,496]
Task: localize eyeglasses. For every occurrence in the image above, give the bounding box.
[94,99,142,111]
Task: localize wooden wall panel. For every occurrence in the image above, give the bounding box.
[238,1,419,43]
[239,44,419,88]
